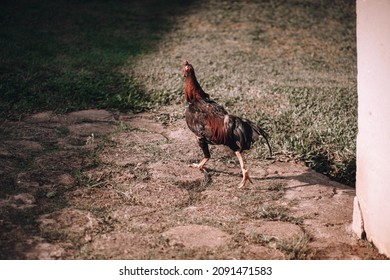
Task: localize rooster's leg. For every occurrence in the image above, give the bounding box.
[235,151,253,188]
[189,137,210,171]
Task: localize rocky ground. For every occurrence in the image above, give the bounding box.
[0,108,386,259]
[0,0,387,260]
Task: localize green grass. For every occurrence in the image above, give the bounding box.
[0,0,191,117]
[255,85,357,185]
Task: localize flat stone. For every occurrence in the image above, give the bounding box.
[244,220,304,241]
[16,236,68,260]
[67,109,113,122]
[84,232,157,259]
[162,225,231,248]
[37,209,102,239]
[131,183,189,208]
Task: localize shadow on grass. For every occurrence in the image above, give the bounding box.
[306,154,356,187]
[0,0,194,118]
[0,0,196,259]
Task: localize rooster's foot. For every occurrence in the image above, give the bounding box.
[188,158,209,171]
[189,163,204,170]
[238,169,253,189]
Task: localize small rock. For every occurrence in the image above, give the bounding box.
[14,193,36,205]
[57,173,76,188]
[84,234,92,242]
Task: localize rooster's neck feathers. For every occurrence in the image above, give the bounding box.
[185,74,209,103]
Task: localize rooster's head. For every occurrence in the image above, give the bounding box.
[183,60,194,78]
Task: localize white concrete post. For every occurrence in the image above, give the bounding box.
[353,0,390,257]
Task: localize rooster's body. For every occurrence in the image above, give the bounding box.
[183,60,272,188]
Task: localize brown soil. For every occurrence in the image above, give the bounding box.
[0,108,387,259]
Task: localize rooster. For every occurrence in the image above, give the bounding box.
[183,60,272,188]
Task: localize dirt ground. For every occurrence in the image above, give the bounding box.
[0,0,388,260]
[0,108,386,259]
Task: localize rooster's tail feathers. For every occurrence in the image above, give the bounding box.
[246,120,273,157]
